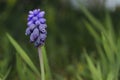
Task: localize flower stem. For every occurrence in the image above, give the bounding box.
[38,47,45,80]
[41,46,52,80]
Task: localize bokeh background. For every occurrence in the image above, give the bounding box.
[1,0,120,80]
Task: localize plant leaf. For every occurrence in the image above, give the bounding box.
[6,33,40,77]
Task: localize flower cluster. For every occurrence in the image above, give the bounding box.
[25,9,47,47]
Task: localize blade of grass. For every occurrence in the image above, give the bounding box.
[6,33,40,77]
[0,74,3,79]
[96,44,108,78]
[101,33,115,63]
[16,53,29,80]
[85,52,103,80]
[85,54,97,80]
[0,74,2,80]
[78,3,105,33]
[107,71,114,80]
[84,20,101,42]
[105,12,117,53]
[105,11,114,35]
[2,67,12,80]
[76,75,83,80]
[96,63,103,80]
[16,54,37,80]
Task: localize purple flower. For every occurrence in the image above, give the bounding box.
[25,9,47,47]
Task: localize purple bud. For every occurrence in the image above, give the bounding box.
[27,17,32,21]
[29,24,35,30]
[35,20,40,25]
[29,11,33,14]
[39,24,47,29]
[40,33,46,41]
[34,35,45,47]
[32,28,39,38]
[38,11,45,18]
[30,33,34,42]
[33,9,38,15]
[30,28,39,42]
[32,17,38,21]
[27,21,33,26]
[25,28,31,35]
[37,9,40,12]
[40,28,47,34]
[34,36,41,47]
[28,14,33,18]
[39,18,46,24]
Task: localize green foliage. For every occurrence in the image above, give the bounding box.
[81,5,120,80]
[2,67,12,80]
[16,54,37,80]
[6,33,40,78]
[6,33,52,80]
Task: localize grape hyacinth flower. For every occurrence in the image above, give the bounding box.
[25,9,49,80]
[25,9,47,47]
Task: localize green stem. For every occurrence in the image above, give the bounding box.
[38,47,45,80]
[41,46,52,80]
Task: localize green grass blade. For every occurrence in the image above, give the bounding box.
[0,74,3,80]
[79,4,105,33]
[101,33,115,63]
[96,63,103,80]
[2,67,12,80]
[84,20,101,42]
[96,45,108,78]
[0,74,3,79]
[105,12,117,53]
[105,11,114,34]
[107,71,114,80]
[16,54,28,80]
[76,74,83,80]
[6,33,40,77]
[85,54,102,80]
[16,54,37,80]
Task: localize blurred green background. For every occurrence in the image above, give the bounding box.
[1,0,120,80]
